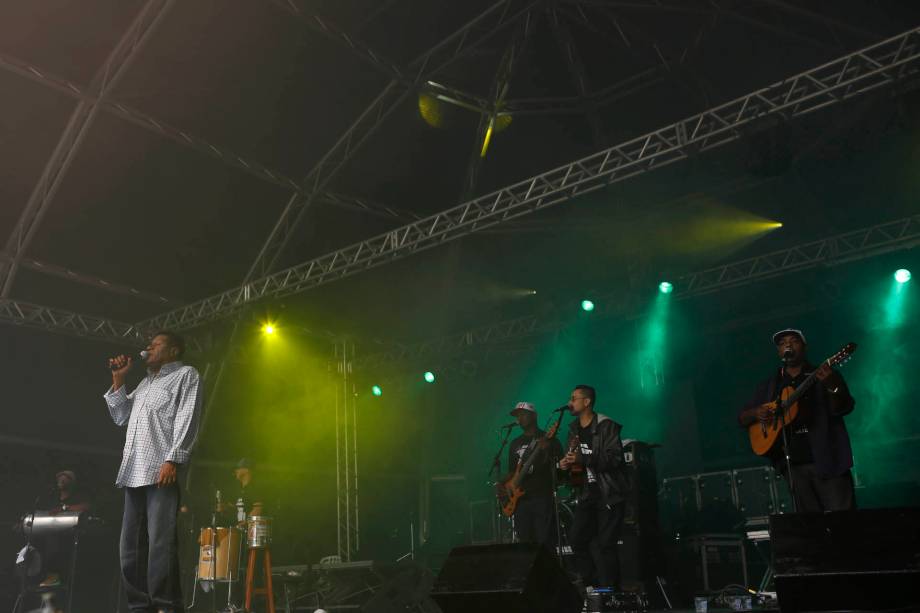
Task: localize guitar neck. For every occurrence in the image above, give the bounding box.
[512,415,563,487]
[781,361,826,407]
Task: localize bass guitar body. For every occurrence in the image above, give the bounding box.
[748,386,799,456]
[499,420,561,518]
[499,471,524,517]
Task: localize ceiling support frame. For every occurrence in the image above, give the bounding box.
[356,214,920,369]
[138,27,920,332]
[244,0,539,281]
[0,0,175,299]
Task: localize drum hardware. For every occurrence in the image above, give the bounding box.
[189,490,244,613]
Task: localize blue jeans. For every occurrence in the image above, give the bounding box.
[120,484,184,613]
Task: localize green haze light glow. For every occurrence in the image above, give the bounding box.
[638,289,671,398]
[372,385,383,396]
[894,268,911,283]
[424,371,436,383]
[581,299,595,312]
[659,281,673,294]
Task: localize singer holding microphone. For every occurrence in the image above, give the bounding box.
[737,328,856,513]
[104,331,202,613]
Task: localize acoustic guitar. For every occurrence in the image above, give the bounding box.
[748,342,857,456]
[499,415,563,517]
[564,433,586,488]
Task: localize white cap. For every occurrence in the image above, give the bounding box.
[509,401,536,416]
[772,328,807,345]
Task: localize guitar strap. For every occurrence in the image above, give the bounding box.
[518,436,539,470]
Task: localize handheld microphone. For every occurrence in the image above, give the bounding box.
[497,421,517,431]
[552,404,570,413]
[109,350,149,371]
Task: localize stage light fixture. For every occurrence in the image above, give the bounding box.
[659,281,673,294]
[894,269,911,283]
[424,371,436,383]
[261,323,276,335]
[581,299,595,312]
[371,385,383,397]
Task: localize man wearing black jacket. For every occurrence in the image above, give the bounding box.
[560,385,629,588]
[738,328,856,512]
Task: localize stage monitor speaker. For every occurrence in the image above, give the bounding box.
[430,543,582,613]
[770,507,920,613]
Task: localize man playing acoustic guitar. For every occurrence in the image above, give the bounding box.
[500,402,563,546]
[738,329,856,512]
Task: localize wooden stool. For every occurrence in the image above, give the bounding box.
[243,546,275,613]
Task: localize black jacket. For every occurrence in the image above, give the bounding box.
[566,412,630,507]
[739,364,855,478]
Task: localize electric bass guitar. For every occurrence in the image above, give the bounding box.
[499,416,563,517]
[748,342,857,456]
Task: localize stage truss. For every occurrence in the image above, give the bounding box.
[138,26,920,332]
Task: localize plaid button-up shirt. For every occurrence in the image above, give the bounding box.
[104,361,203,488]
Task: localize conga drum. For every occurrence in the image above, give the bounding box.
[197,527,243,581]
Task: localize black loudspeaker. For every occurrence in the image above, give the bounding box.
[430,543,582,613]
[771,507,920,613]
[621,441,664,593]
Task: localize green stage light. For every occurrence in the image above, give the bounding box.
[424,371,436,383]
[894,268,911,283]
[581,299,595,312]
[371,385,383,397]
[659,281,673,294]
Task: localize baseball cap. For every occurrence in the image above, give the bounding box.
[509,401,536,416]
[235,458,253,470]
[55,470,76,483]
[772,328,807,345]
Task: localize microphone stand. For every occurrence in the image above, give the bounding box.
[549,435,566,566]
[488,427,514,542]
[776,363,798,513]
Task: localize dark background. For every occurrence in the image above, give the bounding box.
[2,0,920,609]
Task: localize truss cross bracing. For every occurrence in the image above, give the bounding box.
[0,299,146,344]
[0,0,176,299]
[245,0,539,281]
[354,214,920,370]
[139,26,920,333]
[334,341,360,561]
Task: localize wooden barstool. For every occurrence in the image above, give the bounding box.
[243,546,275,613]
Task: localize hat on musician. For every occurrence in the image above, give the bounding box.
[509,401,536,416]
[55,470,76,483]
[235,457,253,470]
[772,328,807,345]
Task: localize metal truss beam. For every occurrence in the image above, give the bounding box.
[8,256,173,304]
[674,215,920,297]
[245,0,537,281]
[0,299,146,344]
[266,0,407,84]
[0,52,420,260]
[0,0,175,299]
[357,215,920,369]
[140,27,920,332]
[318,192,421,222]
